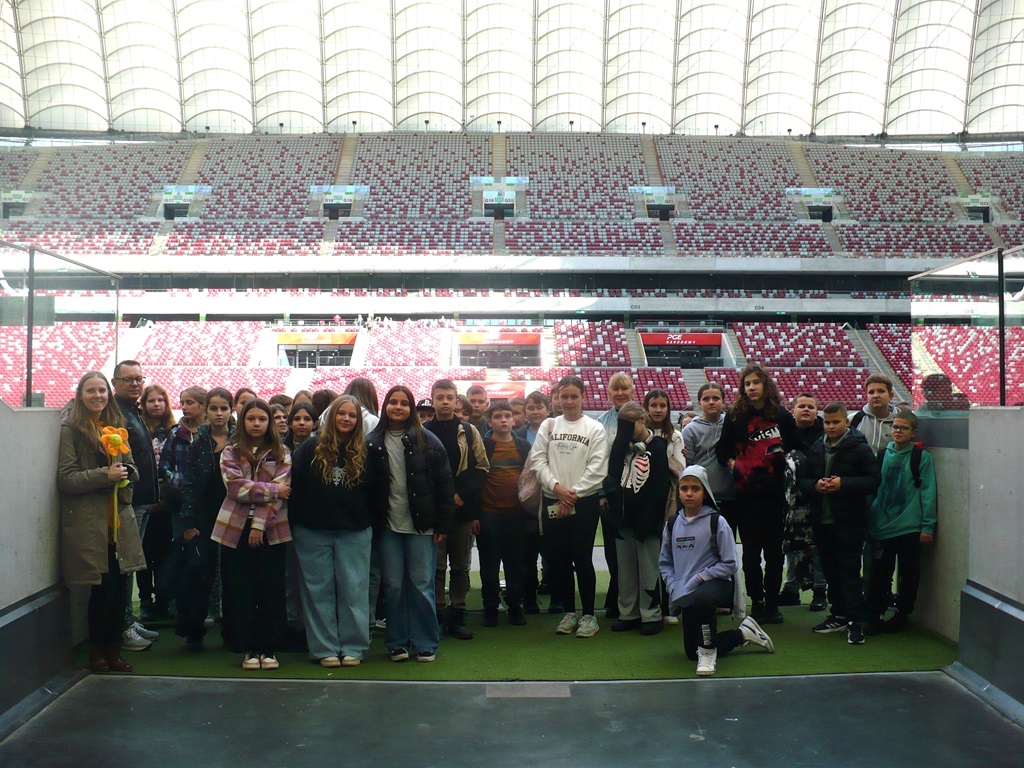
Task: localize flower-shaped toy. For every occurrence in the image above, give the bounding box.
[100,426,130,459]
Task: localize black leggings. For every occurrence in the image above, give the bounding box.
[89,544,128,646]
[542,495,600,616]
[738,497,786,606]
[677,579,742,660]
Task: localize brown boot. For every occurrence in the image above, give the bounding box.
[88,645,108,672]
[103,645,133,673]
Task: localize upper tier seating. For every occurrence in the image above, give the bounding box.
[196,136,344,219]
[504,220,662,256]
[672,222,834,258]
[997,223,1024,250]
[163,221,324,258]
[957,153,1024,219]
[834,222,995,259]
[510,366,691,410]
[733,322,863,367]
[555,321,632,366]
[915,325,1024,406]
[309,367,487,402]
[704,367,872,410]
[364,321,445,366]
[351,133,490,218]
[0,147,38,187]
[136,321,263,367]
[866,323,913,391]
[0,322,120,408]
[34,142,193,218]
[656,137,802,221]
[333,219,491,257]
[1,221,160,257]
[506,134,647,219]
[805,145,957,222]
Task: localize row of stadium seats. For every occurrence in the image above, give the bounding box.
[2,135,1021,224]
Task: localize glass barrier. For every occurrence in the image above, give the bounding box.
[0,242,120,408]
[909,245,1024,409]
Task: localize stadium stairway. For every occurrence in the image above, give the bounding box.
[349,332,371,366]
[943,154,974,196]
[178,140,210,186]
[788,142,818,187]
[680,368,710,409]
[625,328,645,365]
[722,328,747,367]
[540,328,557,368]
[19,148,53,189]
[847,327,912,404]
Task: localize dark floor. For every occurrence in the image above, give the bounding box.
[1,671,1021,768]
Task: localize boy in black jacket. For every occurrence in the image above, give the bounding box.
[798,402,881,645]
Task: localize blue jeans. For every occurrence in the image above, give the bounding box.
[379,528,439,654]
[292,525,372,661]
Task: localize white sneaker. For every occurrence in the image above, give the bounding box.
[663,614,680,626]
[738,616,775,653]
[259,655,279,670]
[555,612,579,634]
[696,646,718,677]
[132,621,159,641]
[341,656,361,667]
[319,656,342,668]
[120,626,152,652]
[575,614,600,638]
[241,653,261,670]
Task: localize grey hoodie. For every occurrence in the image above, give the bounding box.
[681,414,735,500]
[659,466,738,605]
[852,403,898,453]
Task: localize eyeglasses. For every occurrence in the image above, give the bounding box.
[891,425,914,432]
[115,376,146,385]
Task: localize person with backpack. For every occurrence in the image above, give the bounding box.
[864,410,937,635]
[850,374,899,453]
[660,466,775,677]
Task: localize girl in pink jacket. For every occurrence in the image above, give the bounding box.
[212,398,292,671]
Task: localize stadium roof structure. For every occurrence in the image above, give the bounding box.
[0,0,1021,140]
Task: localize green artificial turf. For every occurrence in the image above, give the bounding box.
[83,574,956,682]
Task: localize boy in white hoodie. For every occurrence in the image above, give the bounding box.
[660,466,775,676]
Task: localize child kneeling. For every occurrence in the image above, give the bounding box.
[660,466,775,677]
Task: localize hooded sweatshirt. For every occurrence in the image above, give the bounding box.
[659,466,738,605]
[682,414,735,500]
[868,442,938,539]
[852,403,898,454]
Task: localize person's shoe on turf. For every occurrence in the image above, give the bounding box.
[809,588,828,612]
[575,614,599,638]
[738,616,775,652]
[777,586,801,606]
[882,610,909,634]
[847,622,865,645]
[813,615,848,633]
[611,618,642,632]
[555,612,579,634]
[696,646,717,677]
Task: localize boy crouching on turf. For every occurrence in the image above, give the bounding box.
[799,402,881,645]
[660,466,775,677]
[864,410,937,635]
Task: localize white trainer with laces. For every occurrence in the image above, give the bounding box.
[555,612,579,634]
[696,646,718,677]
[738,616,775,652]
[132,621,159,641]
[575,614,600,638]
[120,625,152,651]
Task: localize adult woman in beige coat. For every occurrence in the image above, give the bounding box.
[58,371,146,672]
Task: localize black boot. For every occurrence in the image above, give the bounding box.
[809,588,828,612]
[447,609,474,640]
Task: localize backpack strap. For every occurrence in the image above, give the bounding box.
[850,410,866,430]
[709,512,720,561]
[910,444,924,489]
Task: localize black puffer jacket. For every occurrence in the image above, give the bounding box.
[366,424,456,535]
[798,428,881,526]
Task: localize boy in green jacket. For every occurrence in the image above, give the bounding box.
[865,410,937,635]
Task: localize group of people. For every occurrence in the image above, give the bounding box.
[57,360,936,678]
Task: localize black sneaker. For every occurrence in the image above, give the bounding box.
[847,622,865,645]
[813,615,848,633]
[389,648,409,662]
[777,588,801,606]
[750,601,767,622]
[523,601,541,615]
[508,609,527,627]
[882,611,909,634]
[415,650,436,663]
[761,606,784,624]
[482,610,498,628]
[809,589,828,612]
[611,618,643,632]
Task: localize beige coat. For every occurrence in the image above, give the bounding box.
[57,423,147,586]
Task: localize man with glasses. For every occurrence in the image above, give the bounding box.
[111,360,161,650]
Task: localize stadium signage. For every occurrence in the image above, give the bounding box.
[276,332,358,344]
[458,333,540,345]
[470,382,526,399]
[1,190,31,203]
[641,333,722,346]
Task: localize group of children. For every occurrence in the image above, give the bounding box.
[59,364,937,679]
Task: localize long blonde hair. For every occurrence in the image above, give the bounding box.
[68,372,126,452]
[313,395,366,488]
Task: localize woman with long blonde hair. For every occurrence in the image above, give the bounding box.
[289,395,382,667]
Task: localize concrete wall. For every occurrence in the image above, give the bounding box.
[958,407,1024,706]
[0,402,71,715]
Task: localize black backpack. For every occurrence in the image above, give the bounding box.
[875,443,925,489]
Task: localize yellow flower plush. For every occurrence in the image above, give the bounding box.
[100,426,130,459]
